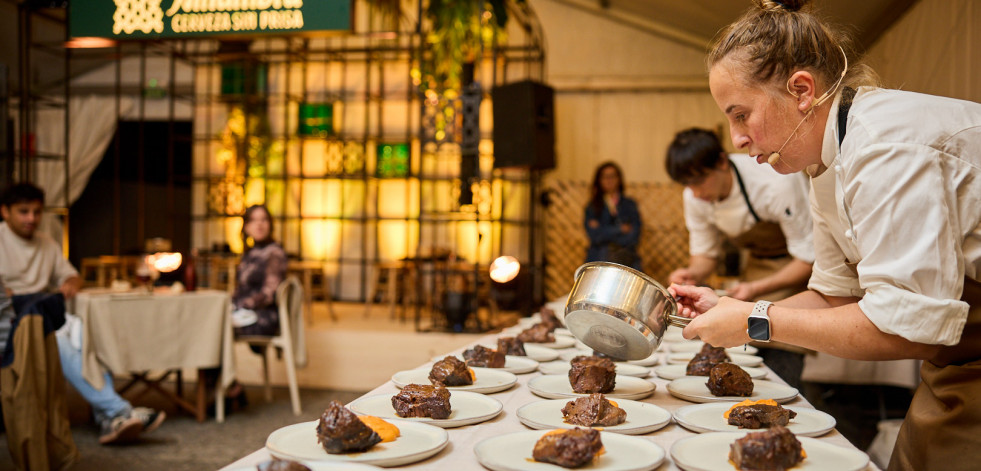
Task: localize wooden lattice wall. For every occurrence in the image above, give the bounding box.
[544,180,690,299]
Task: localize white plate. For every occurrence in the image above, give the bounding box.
[627,352,660,367]
[673,402,835,437]
[475,430,666,471]
[516,398,672,435]
[538,360,650,378]
[228,462,383,471]
[654,364,767,381]
[522,344,561,362]
[265,419,448,467]
[391,367,517,394]
[347,391,503,428]
[554,327,572,336]
[671,432,868,471]
[666,377,798,403]
[433,354,540,375]
[528,336,576,349]
[527,374,656,400]
[661,327,688,343]
[669,341,758,355]
[667,352,764,367]
[484,342,560,363]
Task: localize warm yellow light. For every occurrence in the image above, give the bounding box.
[64,37,117,49]
[146,252,183,273]
[489,255,520,283]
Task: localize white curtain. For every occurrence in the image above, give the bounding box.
[34,95,133,245]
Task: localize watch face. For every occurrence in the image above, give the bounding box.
[748,316,770,341]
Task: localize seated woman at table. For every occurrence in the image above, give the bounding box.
[211,204,288,409]
[231,204,288,336]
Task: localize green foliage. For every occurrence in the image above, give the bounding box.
[420,0,524,94]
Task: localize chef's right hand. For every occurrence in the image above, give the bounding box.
[668,283,720,318]
[668,268,697,286]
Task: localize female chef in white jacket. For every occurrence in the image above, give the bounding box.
[669,1,981,469]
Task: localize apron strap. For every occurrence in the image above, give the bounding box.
[730,159,761,223]
[837,87,857,148]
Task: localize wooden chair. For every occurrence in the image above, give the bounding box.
[234,276,306,416]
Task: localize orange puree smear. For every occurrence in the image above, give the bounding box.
[608,400,619,408]
[359,416,400,442]
[723,399,779,419]
[469,368,476,381]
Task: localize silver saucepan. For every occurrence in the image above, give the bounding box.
[564,261,691,360]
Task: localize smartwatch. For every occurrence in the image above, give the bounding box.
[747,300,773,342]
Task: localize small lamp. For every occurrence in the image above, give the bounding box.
[489,256,531,313]
[146,252,183,273]
[489,255,520,283]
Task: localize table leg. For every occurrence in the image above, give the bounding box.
[120,371,207,423]
[195,370,207,422]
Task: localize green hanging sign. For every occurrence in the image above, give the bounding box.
[70,1,352,39]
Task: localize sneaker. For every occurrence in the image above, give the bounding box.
[130,407,167,434]
[98,415,144,445]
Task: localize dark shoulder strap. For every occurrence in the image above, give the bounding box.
[729,158,761,223]
[837,87,857,148]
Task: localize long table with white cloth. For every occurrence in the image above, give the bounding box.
[221,318,877,470]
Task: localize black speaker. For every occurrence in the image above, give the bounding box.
[492,80,555,170]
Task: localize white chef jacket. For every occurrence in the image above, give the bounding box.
[683,155,815,263]
[808,87,981,346]
[0,221,78,295]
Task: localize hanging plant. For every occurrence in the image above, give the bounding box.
[421,0,522,94]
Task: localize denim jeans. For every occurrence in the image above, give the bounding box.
[56,333,131,424]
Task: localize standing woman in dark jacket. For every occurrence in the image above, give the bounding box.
[584,162,643,271]
[231,204,288,336]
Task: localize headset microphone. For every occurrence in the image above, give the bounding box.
[765,46,848,168]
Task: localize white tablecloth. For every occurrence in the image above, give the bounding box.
[221,329,877,470]
[74,289,235,397]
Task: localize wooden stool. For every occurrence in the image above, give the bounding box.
[366,261,415,321]
[79,255,131,287]
[287,260,337,323]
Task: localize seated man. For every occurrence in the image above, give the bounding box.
[0,182,165,445]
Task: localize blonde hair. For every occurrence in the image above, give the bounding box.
[708,0,878,99]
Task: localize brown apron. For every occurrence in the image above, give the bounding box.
[888,276,981,471]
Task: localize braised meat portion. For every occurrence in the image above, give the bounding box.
[591,350,626,362]
[391,384,452,419]
[497,336,527,356]
[706,363,754,397]
[697,343,731,363]
[728,425,804,471]
[728,404,797,429]
[686,344,731,376]
[256,460,311,471]
[463,344,506,368]
[517,323,555,343]
[539,308,561,330]
[316,400,382,454]
[568,355,616,394]
[561,393,626,427]
[686,357,721,376]
[532,427,604,468]
[428,356,473,386]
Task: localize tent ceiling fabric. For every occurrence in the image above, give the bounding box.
[553,0,919,51]
[2,0,917,93]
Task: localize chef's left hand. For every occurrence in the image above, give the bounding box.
[726,281,757,301]
[682,296,754,346]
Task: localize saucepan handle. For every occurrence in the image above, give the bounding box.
[667,314,692,328]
